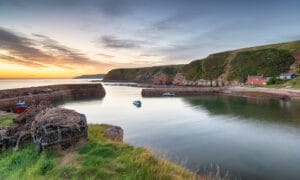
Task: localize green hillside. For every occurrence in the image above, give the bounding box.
[182,40,300,83]
[105,40,300,83]
[104,65,183,82]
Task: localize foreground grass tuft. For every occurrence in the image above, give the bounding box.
[0,114,16,126]
[0,117,195,180]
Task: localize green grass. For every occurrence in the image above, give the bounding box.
[265,76,300,89]
[0,114,16,126]
[0,118,194,180]
[105,40,300,84]
[228,48,295,82]
[104,65,183,82]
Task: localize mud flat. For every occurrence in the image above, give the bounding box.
[142,86,300,100]
[0,84,106,111]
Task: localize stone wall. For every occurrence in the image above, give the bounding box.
[0,84,106,111]
[172,73,226,87]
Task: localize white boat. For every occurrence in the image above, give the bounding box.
[162,92,175,97]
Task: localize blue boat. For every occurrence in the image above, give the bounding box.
[133,100,142,107]
[16,101,28,114]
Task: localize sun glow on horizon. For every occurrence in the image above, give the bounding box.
[0,62,109,78]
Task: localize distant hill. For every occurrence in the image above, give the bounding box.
[104,40,300,86]
[73,74,105,79]
[103,65,183,83]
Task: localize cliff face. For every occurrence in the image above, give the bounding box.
[0,84,106,111]
[104,65,183,84]
[105,40,300,86]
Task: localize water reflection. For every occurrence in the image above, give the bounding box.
[182,95,300,126]
[59,86,300,180]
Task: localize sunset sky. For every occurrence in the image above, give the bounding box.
[0,0,300,78]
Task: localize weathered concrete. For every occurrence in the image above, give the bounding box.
[0,84,106,111]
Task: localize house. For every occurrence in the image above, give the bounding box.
[279,73,296,80]
[247,76,268,85]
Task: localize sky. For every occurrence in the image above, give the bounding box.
[0,0,300,78]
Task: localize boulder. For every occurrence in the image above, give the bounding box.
[105,126,124,142]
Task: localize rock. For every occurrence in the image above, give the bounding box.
[105,126,124,142]
[152,72,172,85]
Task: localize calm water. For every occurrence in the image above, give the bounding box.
[1,79,300,179]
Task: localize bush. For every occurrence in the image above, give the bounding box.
[267,77,284,85]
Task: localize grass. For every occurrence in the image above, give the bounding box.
[265,76,300,89]
[104,65,183,82]
[0,117,195,180]
[0,114,16,126]
[228,48,295,82]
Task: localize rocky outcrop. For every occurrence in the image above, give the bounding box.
[0,84,106,111]
[172,73,225,87]
[153,72,172,85]
[105,126,124,142]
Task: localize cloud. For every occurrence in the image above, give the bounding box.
[0,27,109,69]
[0,54,46,68]
[99,35,144,49]
[97,53,114,58]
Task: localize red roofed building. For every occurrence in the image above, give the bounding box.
[247,76,268,85]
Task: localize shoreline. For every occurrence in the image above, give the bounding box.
[141,86,300,100]
[0,114,195,179]
[0,83,106,111]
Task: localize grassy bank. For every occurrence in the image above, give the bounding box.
[265,76,300,89]
[0,117,194,180]
[0,114,16,126]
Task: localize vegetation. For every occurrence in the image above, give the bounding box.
[265,76,300,89]
[104,65,183,82]
[104,40,300,84]
[182,59,203,80]
[228,49,295,82]
[178,40,300,83]
[0,114,16,126]
[202,52,231,80]
[0,116,194,180]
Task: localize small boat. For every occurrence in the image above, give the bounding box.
[133,100,142,107]
[16,101,28,114]
[162,92,175,97]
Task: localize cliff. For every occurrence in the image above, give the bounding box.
[103,65,183,84]
[0,84,106,111]
[105,40,300,86]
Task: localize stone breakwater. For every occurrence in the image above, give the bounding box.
[0,84,106,111]
[142,86,300,101]
[141,87,222,97]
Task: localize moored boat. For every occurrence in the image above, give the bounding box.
[16,101,28,114]
[162,92,175,97]
[133,100,142,107]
